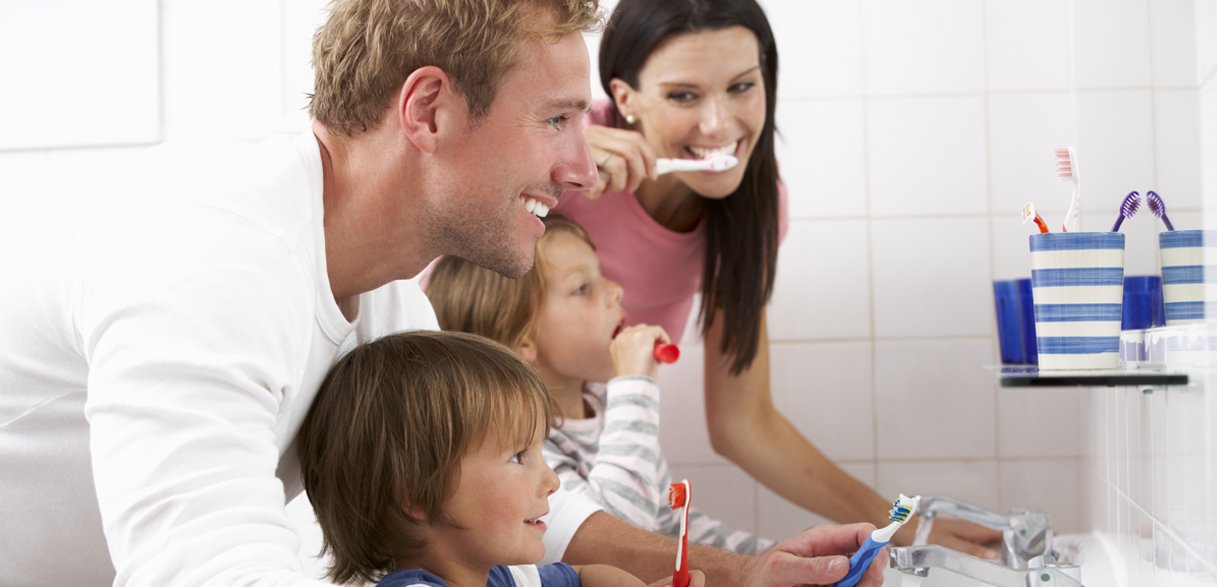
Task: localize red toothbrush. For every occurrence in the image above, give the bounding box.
[668,480,692,587]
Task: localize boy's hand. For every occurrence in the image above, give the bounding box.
[647,570,705,586]
[577,563,681,586]
[610,324,670,379]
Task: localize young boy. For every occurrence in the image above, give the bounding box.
[425,216,773,555]
[297,330,646,587]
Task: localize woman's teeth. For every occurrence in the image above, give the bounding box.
[687,143,737,159]
[524,198,550,218]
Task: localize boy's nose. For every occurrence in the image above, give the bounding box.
[543,466,560,496]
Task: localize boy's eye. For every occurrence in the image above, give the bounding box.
[509,452,525,464]
[573,283,588,295]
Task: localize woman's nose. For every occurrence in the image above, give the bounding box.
[697,97,726,135]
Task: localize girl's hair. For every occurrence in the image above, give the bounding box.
[296,330,552,585]
[426,215,594,355]
[599,0,780,374]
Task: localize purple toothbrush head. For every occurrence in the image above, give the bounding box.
[1146,190,1175,231]
[1111,191,1140,232]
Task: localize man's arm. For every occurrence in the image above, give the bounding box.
[563,512,885,586]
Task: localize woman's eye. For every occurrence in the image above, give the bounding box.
[730,81,756,93]
[667,91,697,104]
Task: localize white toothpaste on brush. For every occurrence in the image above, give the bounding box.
[655,154,738,175]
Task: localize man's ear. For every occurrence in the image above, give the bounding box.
[397,66,462,154]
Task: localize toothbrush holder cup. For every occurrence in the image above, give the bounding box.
[1159,229,1217,325]
[1029,232,1125,370]
[993,278,1038,365]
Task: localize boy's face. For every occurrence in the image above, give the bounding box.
[531,231,626,386]
[432,413,559,568]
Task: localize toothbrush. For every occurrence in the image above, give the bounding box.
[833,494,921,587]
[668,480,692,587]
[1110,191,1141,232]
[1022,201,1050,234]
[656,154,738,176]
[1146,190,1175,231]
[653,342,680,364]
[1056,147,1081,232]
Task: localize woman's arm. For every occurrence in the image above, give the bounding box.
[701,308,1001,555]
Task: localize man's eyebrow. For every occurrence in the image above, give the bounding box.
[543,98,591,113]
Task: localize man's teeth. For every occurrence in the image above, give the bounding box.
[688,143,736,159]
[524,198,550,218]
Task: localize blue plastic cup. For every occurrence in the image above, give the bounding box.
[993,278,1037,365]
[1121,275,1165,330]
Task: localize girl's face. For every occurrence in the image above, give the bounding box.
[530,231,626,386]
[614,26,767,199]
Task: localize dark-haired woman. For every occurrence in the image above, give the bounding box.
[556,0,1001,558]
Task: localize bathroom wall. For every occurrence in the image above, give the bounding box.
[1,0,1214,580]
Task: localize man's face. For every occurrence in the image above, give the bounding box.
[427,31,597,278]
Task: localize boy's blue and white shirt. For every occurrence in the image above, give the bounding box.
[378,563,579,587]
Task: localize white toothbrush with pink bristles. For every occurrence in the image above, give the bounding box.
[656,154,738,176]
[1056,146,1081,232]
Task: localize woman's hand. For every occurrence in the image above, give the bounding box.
[610,324,670,380]
[585,124,657,199]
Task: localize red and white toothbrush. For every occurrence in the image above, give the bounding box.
[668,479,692,587]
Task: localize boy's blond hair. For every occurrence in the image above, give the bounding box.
[310,0,601,135]
[426,215,594,353]
[297,330,552,585]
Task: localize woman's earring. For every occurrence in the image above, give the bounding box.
[625,114,636,125]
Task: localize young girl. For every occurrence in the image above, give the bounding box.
[426,215,774,555]
[296,330,646,587]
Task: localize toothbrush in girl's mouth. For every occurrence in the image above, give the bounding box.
[1056,147,1081,232]
[1022,201,1050,233]
[1110,191,1141,232]
[612,324,680,364]
[668,480,693,587]
[656,154,738,176]
[1146,190,1175,231]
[833,494,920,587]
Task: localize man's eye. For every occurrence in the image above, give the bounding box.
[547,115,570,129]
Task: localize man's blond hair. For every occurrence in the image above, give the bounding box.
[310,0,600,135]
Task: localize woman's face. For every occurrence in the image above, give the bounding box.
[617,26,767,199]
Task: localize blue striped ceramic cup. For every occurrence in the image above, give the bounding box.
[1029,232,1125,370]
[1159,229,1217,325]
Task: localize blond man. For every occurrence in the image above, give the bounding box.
[0,0,883,586]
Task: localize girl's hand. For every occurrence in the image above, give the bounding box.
[575,563,653,586]
[647,570,705,587]
[610,324,670,380]
[585,124,657,199]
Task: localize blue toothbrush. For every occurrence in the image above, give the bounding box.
[834,494,921,587]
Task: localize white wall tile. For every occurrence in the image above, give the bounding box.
[990,213,1047,281]
[876,460,1001,514]
[0,152,49,208]
[874,340,996,460]
[756,462,875,540]
[1074,90,1155,221]
[775,99,867,219]
[1203,83,1217,215]
[1151,0,1200,87]
[666,464,757,535]
[999,459,1082,534]
[761,0,865,99]
[654,344,726,466]
[162,0,283,134]
[996,388,1081,459]
[988,92,1074,218]
[871,218,993,338]
[868,97,988,217]
[1196,0,1217,86]
[985,0,1071,92]
[1154,90,1203,211]
[770,342,873,461]
[862,0,986,96]
[770,220,872,340]
[1073,0,1152,89]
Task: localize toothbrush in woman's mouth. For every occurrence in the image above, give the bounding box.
[656,142,741,175]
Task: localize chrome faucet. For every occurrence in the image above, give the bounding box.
[913,495,1053,569]
[888,544,1082,587]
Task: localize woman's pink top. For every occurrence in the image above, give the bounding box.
[554,101,788,342]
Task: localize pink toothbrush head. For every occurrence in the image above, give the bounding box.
[1146,190,1175,231]
[703,154,738,171]
[1056,146,1081,232]
[1110,191,1140,232]
[655,154,739,175]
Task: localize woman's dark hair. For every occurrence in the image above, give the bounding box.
[599,0,780,375]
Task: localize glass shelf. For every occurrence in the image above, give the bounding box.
[998,366,1189,388]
